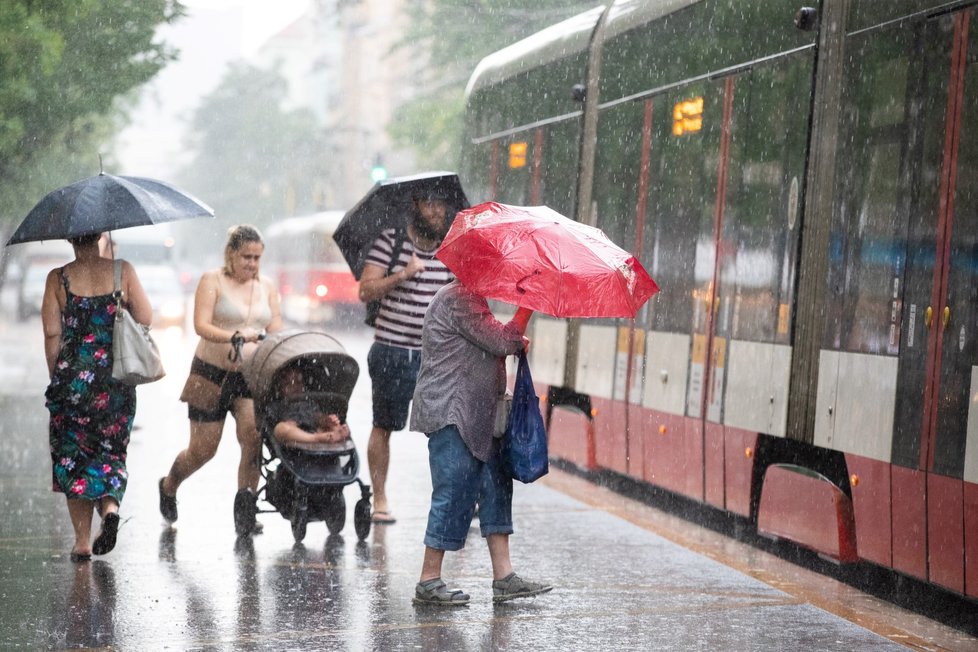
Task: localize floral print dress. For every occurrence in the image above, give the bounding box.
[45,268,135,502]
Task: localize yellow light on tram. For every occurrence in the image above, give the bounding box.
[509,141,528,169]
[673,96,704,136]
[315,284,328,297]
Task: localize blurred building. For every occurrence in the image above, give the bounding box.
[253,0,424,210]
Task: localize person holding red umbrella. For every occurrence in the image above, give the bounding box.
[409,280,552,605]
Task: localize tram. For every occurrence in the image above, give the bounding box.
[264,211,360,325]
[462,0,978,600]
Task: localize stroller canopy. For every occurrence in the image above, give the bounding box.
[243,329,359,404]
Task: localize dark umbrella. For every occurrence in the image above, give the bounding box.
[6,173,214,246]
[332,171,468,279]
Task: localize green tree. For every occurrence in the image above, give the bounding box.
[175,63,336,259]
[390,1,595,169]
[0,0,183,234]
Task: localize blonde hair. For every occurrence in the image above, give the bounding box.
[222,224,264,277]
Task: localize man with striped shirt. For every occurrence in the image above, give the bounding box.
[358,191,454,524]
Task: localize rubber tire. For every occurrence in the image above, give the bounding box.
[354,498,372,541]
[325,493,346,535]
[291,510,308,543]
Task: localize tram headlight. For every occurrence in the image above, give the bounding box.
[315,284,328,297]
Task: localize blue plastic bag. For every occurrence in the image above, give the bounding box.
[502,350,549,483]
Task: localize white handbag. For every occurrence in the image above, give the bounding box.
[111,260,165,385]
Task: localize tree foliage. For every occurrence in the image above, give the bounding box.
[174,63,335,258]
[390,0,595,169]
[0,0,182,233]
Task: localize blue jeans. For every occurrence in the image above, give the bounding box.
[423,425,513,551]
[367,342,421,431]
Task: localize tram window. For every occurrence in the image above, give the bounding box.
[539,121,580,218]
[826,27,941,357]
[462,139,496,202]
[718,56,810,345]
[593,103,643,256]
[311,233,346,266]
[644,88,720,335]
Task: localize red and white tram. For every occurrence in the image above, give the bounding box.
[264,211,360,325]
[463,0,978,600]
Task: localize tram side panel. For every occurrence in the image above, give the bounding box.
[464,0,978,599]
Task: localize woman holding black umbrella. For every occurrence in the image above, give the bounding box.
[41,233,153,561]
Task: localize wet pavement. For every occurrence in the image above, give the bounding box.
[0,287,974,651]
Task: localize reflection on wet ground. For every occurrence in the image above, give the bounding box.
[0,315,974,651]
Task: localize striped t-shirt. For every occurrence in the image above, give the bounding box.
[365,228,453,349]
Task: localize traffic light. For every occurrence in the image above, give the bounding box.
[370,155,388,183]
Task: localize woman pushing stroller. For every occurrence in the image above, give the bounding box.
[158,225,283,535]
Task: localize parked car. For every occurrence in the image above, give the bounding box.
[137,265,188,330]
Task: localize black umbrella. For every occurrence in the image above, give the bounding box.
[6,173,214,246]
[332,171,469,279]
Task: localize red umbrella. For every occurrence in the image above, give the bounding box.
[436,202,659,318]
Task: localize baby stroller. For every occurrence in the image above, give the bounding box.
[243,329,372,543]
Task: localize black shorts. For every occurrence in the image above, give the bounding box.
[183,356,252,422]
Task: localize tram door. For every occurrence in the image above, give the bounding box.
[886,11,978,481]
[929,12,978,483]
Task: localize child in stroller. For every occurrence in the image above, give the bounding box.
[272,365,350,449]
[243,330,372,543]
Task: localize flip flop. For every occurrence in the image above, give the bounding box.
[371,511,396,524]
[92,512,120,555]
[69,551,91,563]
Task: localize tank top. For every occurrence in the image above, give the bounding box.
[213,274,272,331]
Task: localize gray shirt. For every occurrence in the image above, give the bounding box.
[409,281,525,462]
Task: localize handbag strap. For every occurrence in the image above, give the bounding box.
[515,349,534,390]
[113,259,124,309]
[387,228,407,277]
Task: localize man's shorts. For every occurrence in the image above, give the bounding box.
[423,424,514,551]
[180,356,252,422]
[367,342,421,431]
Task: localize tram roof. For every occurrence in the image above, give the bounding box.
[603,0,701,41]
[465,5,606,99]
[465,0,705,99]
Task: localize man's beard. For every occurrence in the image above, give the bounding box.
[413,214,449,241]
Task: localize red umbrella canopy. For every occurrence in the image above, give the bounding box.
[437,202,659,318]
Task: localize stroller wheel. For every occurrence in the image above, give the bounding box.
[325,493,346,535]
[354,498,372,541]
[291,511,308,543]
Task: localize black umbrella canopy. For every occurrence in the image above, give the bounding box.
[6,173,214,246]
[332,171,469,279]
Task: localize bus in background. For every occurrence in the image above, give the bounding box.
[108,225,177,264]
[264,211,361,326]
[108,225,190,331]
